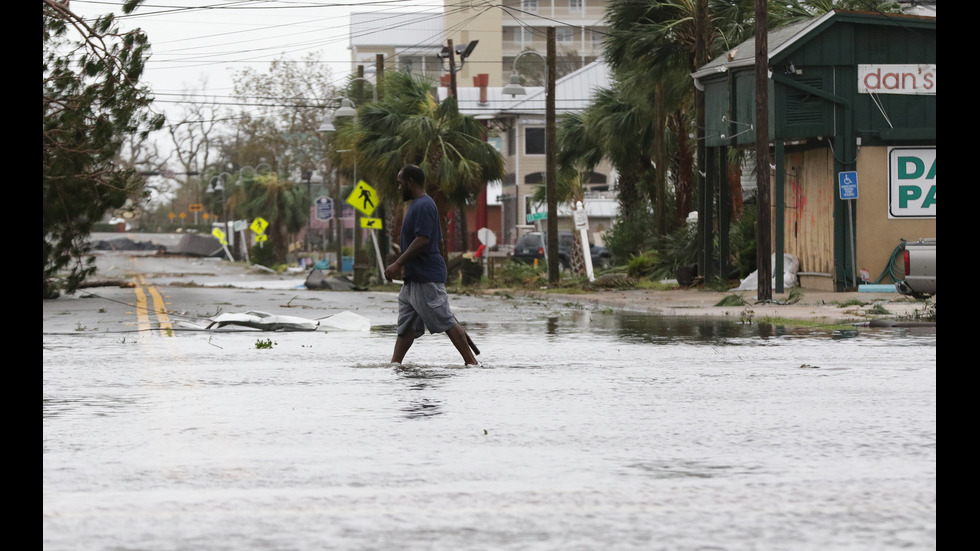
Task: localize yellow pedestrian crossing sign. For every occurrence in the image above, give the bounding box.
[360,217,383,229]
[250,217,269,235]
[346,180,379,216]
[211,227,228,245]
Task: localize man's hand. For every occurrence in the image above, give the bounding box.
[384,260,403,282]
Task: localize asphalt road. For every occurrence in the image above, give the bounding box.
[49,233,935,333]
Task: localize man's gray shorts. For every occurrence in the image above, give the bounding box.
[397,281,456,338]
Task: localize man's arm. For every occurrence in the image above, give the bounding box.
[384,234,430,281]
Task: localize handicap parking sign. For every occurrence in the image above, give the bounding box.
[838,171,859,200]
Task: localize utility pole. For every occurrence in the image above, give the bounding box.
[754,0,773,301]
[545,27,559,285]
[447,39,458,98]
[375,53,389,264]
[352,65,365,285]
[695,0,711,282]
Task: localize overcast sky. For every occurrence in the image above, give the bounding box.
[70,0,445,111]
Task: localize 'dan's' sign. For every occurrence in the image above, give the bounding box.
[858,64,936,95]
[888,147,935,219]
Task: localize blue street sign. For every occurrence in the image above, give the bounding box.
[838,171,859,200]
[315,196,334,221]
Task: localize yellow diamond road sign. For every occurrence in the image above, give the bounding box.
[250,217,269,235]
[346,180,379,217]
[211,228,228,245]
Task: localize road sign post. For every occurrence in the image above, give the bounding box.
[574,201,594,282]
[838,171,859,289]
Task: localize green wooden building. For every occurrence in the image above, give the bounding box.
[692,10,936,291]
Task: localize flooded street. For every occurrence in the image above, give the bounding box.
[43,255,936,550]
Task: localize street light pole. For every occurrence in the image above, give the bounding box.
[317,76,380,283]
[207,172,234,261]
[501,28,558,284]
[318,95,362,276]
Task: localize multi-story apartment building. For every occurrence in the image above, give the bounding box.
[348,1,616,248]
[350,2,608,87]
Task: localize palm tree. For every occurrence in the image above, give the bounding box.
[555,111,604,274]
[236,171,308,263]
[345,70,506,257]
[603,0,725,227]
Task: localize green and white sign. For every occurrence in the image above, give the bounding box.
[526,211,547,223]
[888,147,935,219]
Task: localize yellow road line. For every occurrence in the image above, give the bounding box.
[131,275,174,337]
[148,286,173,336]
[132,276,151,333]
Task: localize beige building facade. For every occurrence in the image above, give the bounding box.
[350,2,615,247]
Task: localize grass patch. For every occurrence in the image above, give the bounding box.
[715,294,750,307]
[866,304,891,315]
[634,279,680,291]
[255,338,276,349]
[898,298,937,322]
[758,316,858,331]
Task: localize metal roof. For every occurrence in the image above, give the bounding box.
[692,10,937,81]
[436,60,612,117]
[692,14,829,80]
[501,60,612,114]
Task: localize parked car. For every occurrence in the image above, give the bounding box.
[512,231,613,271]
[895,238,936,297]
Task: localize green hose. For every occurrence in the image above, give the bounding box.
[873,241,906,284]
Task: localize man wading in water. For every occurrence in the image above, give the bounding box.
[384,164,479,367]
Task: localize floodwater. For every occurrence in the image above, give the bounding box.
[43,291,936,551]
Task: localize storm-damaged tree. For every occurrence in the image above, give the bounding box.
[43,0,164,298]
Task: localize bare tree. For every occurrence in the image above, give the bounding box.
[165,79,226,216]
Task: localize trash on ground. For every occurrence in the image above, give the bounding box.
[318,311,371,331]
[733,253,800,291]
[206,310,320,331]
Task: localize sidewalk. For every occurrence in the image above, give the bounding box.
[487,286,935,325]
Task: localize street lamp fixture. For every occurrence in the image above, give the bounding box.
[317,97,357,133]
[317,75,377,133]
[436,40,478,73]
[502,49,550,98]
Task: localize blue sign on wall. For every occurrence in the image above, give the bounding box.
[838,171,859,200]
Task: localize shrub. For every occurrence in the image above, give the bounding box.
[249,242,277,267]
[494,260,547,288]
[626,251,660,279]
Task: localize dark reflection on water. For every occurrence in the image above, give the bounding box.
[394,365,452,419]
[531,309,936,345]
[605,314,808,344]
[546,317,559,335]
[525,310,918,345]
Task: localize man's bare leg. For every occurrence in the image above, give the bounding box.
[391,334,415,364]
[446,324,478,365]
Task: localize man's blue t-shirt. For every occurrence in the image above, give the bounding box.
[401,194,447,283]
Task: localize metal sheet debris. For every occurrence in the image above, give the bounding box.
[318,311,371,332]
[206,311,320,332]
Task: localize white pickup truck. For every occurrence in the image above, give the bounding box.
[895,238,936,297]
